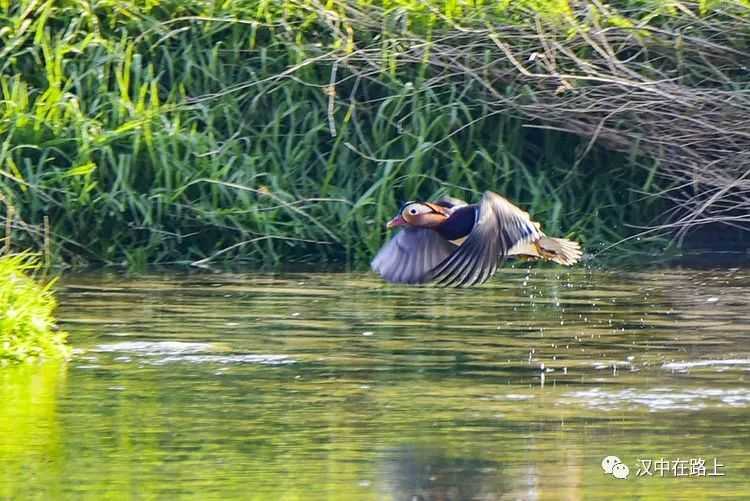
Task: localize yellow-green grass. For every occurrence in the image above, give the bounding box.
[0,253,69,364]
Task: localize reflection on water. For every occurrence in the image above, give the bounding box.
[378,447,507,501]
[2,266,750,499]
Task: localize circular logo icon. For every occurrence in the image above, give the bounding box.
[612,462,630,479]
[601,455,621,474]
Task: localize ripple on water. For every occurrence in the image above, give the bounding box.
[144,354,295,366]
[564,387,750,412]
[93,341,213,354]
[662,359,750,371]
[89,341,294,366]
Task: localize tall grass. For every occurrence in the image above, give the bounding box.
[2,0,737,267]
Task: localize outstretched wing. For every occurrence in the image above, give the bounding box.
[371,227,458,284]
[426,191,542,287]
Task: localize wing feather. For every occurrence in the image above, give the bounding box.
[427,191,542,287]
[371,227,457,284]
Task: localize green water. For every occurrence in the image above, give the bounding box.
[2,267,750,500]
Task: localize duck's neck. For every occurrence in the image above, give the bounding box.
[434,206,476,240]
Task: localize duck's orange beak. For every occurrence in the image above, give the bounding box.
[386,215,407,229]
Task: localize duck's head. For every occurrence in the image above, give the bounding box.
[387,201,449,229]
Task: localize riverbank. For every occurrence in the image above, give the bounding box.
[1,1,748,266]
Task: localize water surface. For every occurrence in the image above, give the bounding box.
[2,267,750,499]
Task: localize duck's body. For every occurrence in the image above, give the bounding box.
[371,191,582,287]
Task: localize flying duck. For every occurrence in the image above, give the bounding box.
[371,191,582,287]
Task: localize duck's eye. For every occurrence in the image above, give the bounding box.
[409,208,418,215]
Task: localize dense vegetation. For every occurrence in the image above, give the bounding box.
[1,0,748,267]
[0,253,68,363]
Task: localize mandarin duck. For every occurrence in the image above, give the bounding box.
[371,191,582,287]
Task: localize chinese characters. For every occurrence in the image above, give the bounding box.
[635,457,725,477]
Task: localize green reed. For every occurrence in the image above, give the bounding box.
[2,0,722,267]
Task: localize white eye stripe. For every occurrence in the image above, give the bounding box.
[403,203,426,216]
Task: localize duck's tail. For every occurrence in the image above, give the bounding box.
[509,237,582,266]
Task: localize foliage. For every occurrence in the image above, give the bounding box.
[0,1,747,266]
[0,253,69,363]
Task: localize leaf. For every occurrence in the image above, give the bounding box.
[64,162,96,177]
